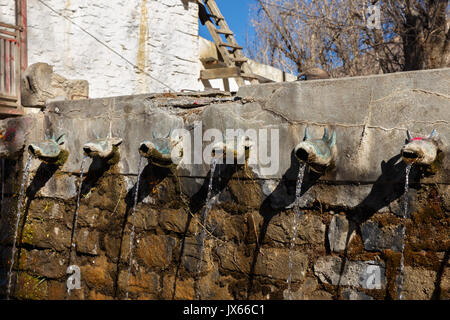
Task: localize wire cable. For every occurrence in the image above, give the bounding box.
[35,0,176,92]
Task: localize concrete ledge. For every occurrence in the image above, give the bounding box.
[22,68,449,193]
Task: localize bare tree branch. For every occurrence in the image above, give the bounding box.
[246,0,449,78]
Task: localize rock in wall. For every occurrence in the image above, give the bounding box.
[21,63,89,107]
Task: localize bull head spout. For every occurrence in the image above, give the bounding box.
[211,135,254,165]
[83,137,123,160]
[139,131,182,168]
[28,133,68,165]
[294,127,337,173]
[401,129,439,165]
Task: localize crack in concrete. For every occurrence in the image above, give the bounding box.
[259,105,369,128]
[372,88,450,103]
[411,89,450,99]
[366,122,449,132]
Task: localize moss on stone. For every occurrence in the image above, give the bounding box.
[106,146,120,166]
[404,248,441,270]
[413,205,444,225]
[41,149,69,167]
[41,201,53,215]
[382,249,402,300]
[15,273,48,300]
[54,149,69,167]
[21,223,34,245]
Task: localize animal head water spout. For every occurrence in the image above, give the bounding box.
[294,127,337,173]
[28,134,68,165]
[139,131,182,168]
[83,137,123,159]
[401,129,439,165]
[211,135,254,164]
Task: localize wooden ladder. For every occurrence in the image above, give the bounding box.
[198,0,259,87]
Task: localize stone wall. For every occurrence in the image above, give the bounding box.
[0,68,449,300]
[1,0,201,97]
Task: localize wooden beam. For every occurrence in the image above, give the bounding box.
[0,22,22,31]
[0,99,19,108]
[17,0,27,73]
[0,35,16,41]
[216,28,233,35]
[0,94,18,102]
[219,42,243,50]
[0,29,17,37]
[241,73,258,79]
[200,57,227,68]
[204,20,233,65]
[200,0,253,87]
[16,0,27,109]
[200,67,241,80]
[0,105,24,116]
[5,41,10,94]
[231,57,248,63]
[0,40,4,94]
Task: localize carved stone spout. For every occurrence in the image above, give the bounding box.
[83,137,122,159]
[294,127,337,173]
[401,129,439,165]
[139,132,182,168]
[28,134,68,165]
[211,135,254,164]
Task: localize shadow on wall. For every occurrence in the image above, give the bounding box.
[172,161,245,300]
[432,249,449,300]
[247,150,322,298]
[0,159,59,297]
[181,0,195,10]
[247,148,439,299]
[80,157,118,197]
[335,151,437,299]
[112,160,240,299]
[13,162,59,290]
[349,154,411,224]
[113,162,172,298]
[0,158,23,295]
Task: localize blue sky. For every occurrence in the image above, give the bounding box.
[198,0,257,49]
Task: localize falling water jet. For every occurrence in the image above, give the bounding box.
[397,163,412,300]
[195,156,218,299]
[67,155,88,282]
[395,129,439,300]
[196,157,218,273]
[125,155,144,300]
[6,154,33,299]
[284,163,306,300]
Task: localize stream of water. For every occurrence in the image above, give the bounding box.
[285,163,306,300]
[397,163,412,300]
[196,157,218,277]
[67,155,88,279]
[6,154,33,299]
[125,155,144,299]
